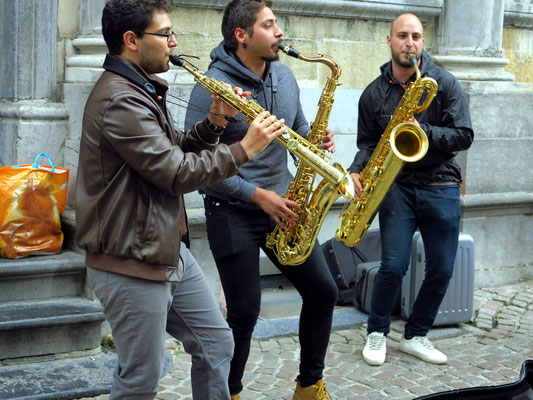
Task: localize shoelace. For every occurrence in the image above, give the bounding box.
[368,335,386,350]
[414,336,435,350]
[315,383,333,400]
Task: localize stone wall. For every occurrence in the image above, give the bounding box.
[23,0,533,291]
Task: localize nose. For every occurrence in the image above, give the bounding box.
[275,25,283,38]
[405,34,414,47]
[168,33,178,47]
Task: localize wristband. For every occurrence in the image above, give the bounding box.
[206,118,226,133]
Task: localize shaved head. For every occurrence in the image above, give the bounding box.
[390,13,424,36]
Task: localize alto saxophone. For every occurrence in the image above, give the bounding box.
[169,55,355,199]
[265,45,346,265]
[336,54,438,247]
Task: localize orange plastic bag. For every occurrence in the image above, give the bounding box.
[0,153,69,258]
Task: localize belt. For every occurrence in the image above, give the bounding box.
[427,181,457,186]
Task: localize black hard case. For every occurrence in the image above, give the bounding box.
[321,229,381,305]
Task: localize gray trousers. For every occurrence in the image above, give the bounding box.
[87,243,234,399]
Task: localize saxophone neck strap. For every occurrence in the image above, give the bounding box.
[103,54,159,101]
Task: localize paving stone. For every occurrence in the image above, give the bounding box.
[68,280,533,400]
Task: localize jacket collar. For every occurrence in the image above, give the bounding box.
[103,54,169,98]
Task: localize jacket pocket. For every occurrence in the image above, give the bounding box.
[141,194,156,243]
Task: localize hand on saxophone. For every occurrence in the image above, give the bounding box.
[208,84,251,126]
[404,116,420,127]
[240,111,287,160]
[252,187,300,226]
[320,128,335,153]
[350,172,364,199]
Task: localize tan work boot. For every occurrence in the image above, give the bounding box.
[292,379,333,400]
[230,394,240,400]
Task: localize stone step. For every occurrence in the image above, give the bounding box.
[253,285,367,339]
[0,348,173,399]
[0,298,105,360]
[0,352,116,400]
[0,251,86,302]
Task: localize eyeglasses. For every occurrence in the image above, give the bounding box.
[141,31,176,42]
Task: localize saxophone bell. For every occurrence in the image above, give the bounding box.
[390,122,429,162]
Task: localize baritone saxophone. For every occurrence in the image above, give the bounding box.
[266,45,346,265]
[336,54,438,247]
[169,55,355,198]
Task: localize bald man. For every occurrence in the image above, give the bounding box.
[348,13,474,366]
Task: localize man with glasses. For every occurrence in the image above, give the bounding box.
[75,0,285,398]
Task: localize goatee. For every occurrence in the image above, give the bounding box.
[262,54,280,62]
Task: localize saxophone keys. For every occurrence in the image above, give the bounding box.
[287,139,298,150]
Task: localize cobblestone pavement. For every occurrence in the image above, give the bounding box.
[80,280,533,400]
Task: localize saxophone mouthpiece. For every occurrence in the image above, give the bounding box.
[408,53,417,66]
[279,44,301,59]
[170,54,200,67]
[169,55,184,67]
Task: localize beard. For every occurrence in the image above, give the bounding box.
[139,52,169,75]
[261,40,282,62]
[262,53,280,62]
[391,49,420,68]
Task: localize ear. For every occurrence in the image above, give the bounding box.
[123,30,139,52]
[235,27,248,47]
[386,34,392,49]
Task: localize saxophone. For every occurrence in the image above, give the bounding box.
[169,55,354,199]
[336,54,438,247]
[265,45,345,265]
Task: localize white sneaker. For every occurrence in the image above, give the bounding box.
[399,336,448,364]
[363,332,387,366]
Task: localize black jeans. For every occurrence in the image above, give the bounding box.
[204,196,338,394]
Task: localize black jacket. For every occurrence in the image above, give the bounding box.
[349,50,474,185]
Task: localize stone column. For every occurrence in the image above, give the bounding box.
[0,0,68,167]
[432,0,529,85]
[432,0,533,285]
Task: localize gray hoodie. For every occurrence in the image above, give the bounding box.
[184,41,309,210]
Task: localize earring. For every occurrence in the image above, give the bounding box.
[242,40,247,49]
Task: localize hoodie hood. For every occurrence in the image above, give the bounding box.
[208,41,278,93]
[184,40,311,208]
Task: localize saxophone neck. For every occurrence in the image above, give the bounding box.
[169,55,203,80]
[279,45,341,80]
[408,53,421,81]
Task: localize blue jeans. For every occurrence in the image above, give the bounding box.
[368,183,461,337]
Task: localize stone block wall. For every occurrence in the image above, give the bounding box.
[48,0,533,291]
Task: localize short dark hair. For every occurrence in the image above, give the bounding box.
[102,0,171,55]
[222,0,272,51]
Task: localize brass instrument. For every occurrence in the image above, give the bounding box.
[265,45,346,265]
[169,55,354,200]
[336,54,437,247]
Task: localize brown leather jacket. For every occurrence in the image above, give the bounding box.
[75,56,248,281]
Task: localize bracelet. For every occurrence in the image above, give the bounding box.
[206,118,226,133]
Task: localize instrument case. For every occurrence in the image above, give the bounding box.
[401,232,475,326]
[353,260,401,314]
[321,229,381,305]
[414,359,532,399]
